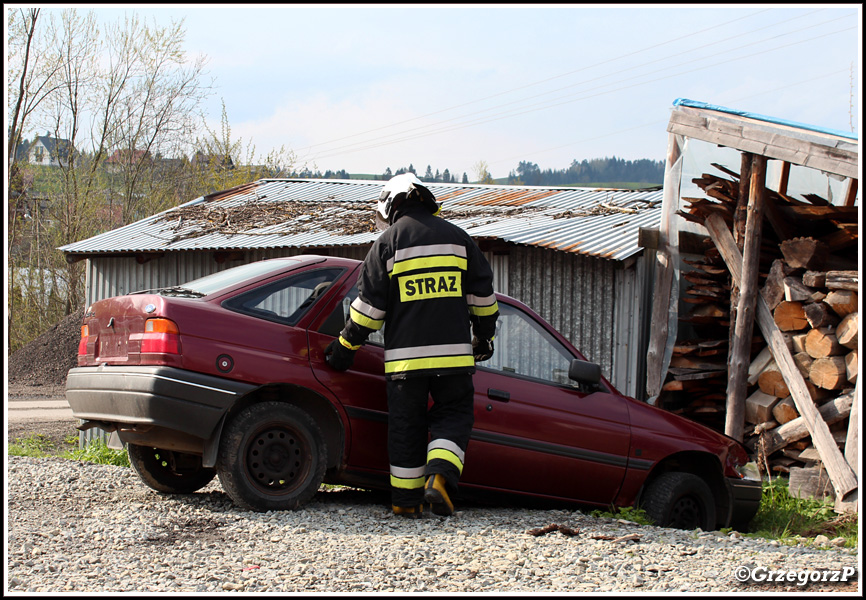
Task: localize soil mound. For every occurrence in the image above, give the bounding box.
[8,309,83,386]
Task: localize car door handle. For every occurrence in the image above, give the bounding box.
[487,388,510,402]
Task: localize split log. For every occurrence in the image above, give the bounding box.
[792,333,808,354]
[824,290,858,318]
[789,466,835,501]
[809,356,849,390]
[780,237,829,270]
[845,350,858,384]
[801,271,826,288]
[773,301,808,331]
[754,391,854,454]
[783,277,814,302]
[803,302,840,329]
[798,447,821,463]
[747,347,774,385]
[688,304,729,319]
[771,396,799,425]
[758,361,789,398]
[793,351,813,378]
[826,270,859,291]
[804,327,846,358]
[761,259,796,310]
[836,312,858,349]
[745,389,780,424]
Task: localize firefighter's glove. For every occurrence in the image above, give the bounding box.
[472,336,494,362]
[325,338,357,372]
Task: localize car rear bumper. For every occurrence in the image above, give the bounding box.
[726,476,763,529]
[66,365,256,440]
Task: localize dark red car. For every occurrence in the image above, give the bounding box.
[66,255,761,530]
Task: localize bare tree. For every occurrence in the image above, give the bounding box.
[7,8,213,351]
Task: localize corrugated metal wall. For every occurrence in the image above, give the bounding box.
[84,247,371,307]
[83,242,651,401]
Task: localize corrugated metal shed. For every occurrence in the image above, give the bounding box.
[59,179,663,262]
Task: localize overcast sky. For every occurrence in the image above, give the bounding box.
[11,3,862,179]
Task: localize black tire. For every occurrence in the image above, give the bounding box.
[217,402,327,512]
[640,472,717,531]
[128,444,216,494]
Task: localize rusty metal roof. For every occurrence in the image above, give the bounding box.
[59,178,663,262]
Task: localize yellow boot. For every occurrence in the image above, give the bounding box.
[392,504,423,519]
[424,474,454,516]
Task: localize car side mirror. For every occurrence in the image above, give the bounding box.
[568,359,602,393]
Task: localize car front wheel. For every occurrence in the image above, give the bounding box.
[217,402,327,512]
[128,444,216,494]
[640,471,717,531]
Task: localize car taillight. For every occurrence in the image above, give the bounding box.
[141,318,181,354]
[78,325,89,356]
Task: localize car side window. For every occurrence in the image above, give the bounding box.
[477,303,575,386]
[223,268,343,326]
[337,284,385,346]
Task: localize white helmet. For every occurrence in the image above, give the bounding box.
[375,173,440,231]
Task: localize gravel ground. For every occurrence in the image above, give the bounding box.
[5,455,860,594]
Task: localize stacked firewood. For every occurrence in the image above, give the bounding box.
[663,165,858,478]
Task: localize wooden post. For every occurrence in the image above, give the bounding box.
[646,133,684,403]
[704,212,858,498]
[725,155,765,441]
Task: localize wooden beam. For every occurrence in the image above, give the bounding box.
[646,133,684,403]
[843,178,858,207]
[777,161,791,196]
[836,379,859,512]
[704,212,858,498]
[726,154,766,441]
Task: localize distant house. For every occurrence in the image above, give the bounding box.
[28,132,76,167]
[191,151,234,171]
[105,149,152,173]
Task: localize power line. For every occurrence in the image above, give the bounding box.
[490,68,853,168]
[293,7,780,155]
[305,23,855,163]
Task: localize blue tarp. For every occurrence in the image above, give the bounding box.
[673,98,858,142]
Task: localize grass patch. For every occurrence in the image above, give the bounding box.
[7,433,56,458]
[590,505,655,526]
[746,477,858,548]
[60,440,130,468]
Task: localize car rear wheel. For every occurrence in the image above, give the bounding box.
[128,444,216,494]
[640,471,716,531]
[217,402,327,512]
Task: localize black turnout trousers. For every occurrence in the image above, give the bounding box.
[386,373,475,507]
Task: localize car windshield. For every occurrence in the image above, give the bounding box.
[179,258,304,296]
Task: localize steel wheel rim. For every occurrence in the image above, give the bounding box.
[671,496,702,529]
[245,425,310,494]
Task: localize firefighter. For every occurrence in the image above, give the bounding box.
[324,173,499,518]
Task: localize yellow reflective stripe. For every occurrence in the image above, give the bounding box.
[390,474,425,489]
[338,336,361,351]
[384,355,475,374]
[350,306,384,330]
[427,449,464,474]
[468,300,499,316]
[390,255,467,277]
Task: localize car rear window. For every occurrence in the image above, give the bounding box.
[181,258,304,295]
